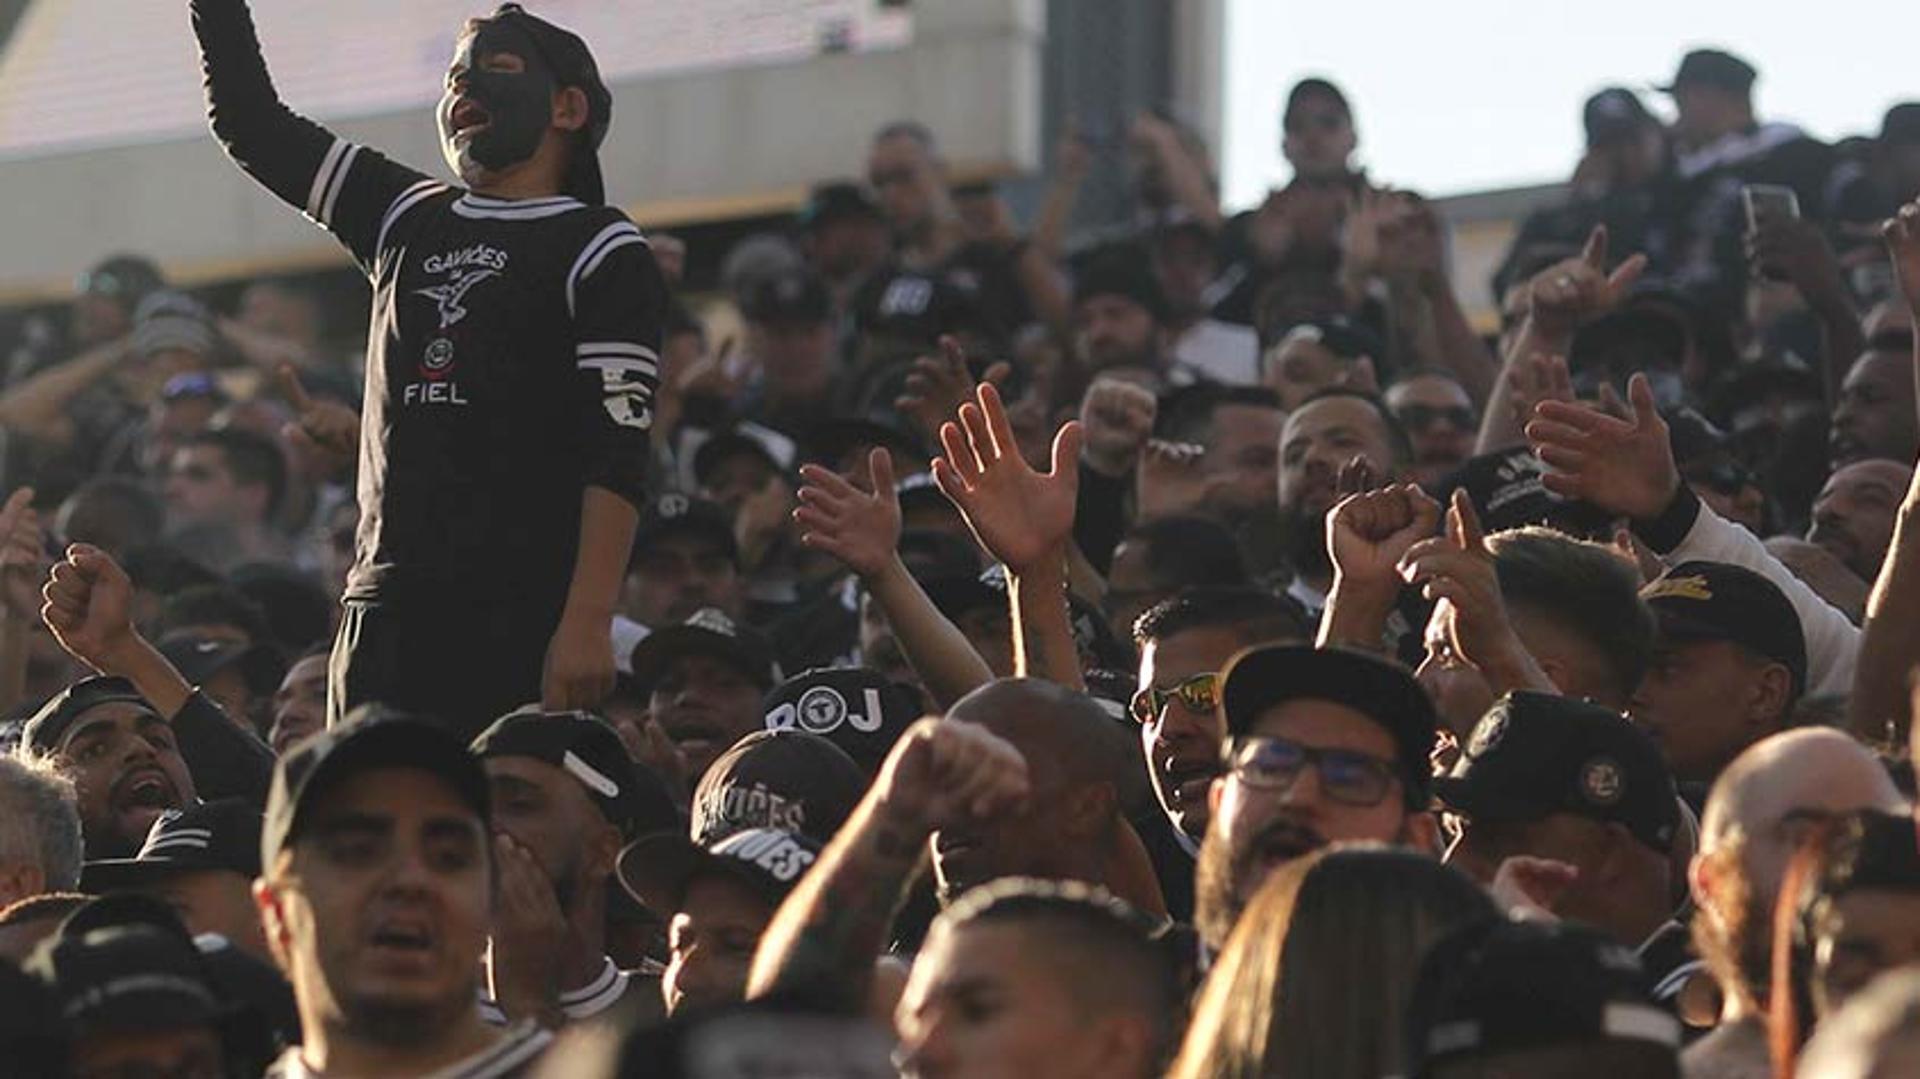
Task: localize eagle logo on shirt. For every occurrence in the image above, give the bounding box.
[415,268,497,330]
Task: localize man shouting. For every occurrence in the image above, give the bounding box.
[193,1,666,734]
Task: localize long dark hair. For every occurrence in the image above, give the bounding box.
[1170,845,1497,1079]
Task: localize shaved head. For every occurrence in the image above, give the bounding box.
[948,679,1134,794]
[1701,728,1906,853]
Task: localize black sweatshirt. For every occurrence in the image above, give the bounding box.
[174,691,273,809]
[193,0,664,606]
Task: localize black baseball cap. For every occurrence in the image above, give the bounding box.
[741,268,832,327]
[691,430,789,490]
[157,633,286,698]
[1219,645,1437,807]
[1809,809,1920,901]
[77,254,163,303]
[763,667,920,777]
[21,676,156,758]
[1642,561,1807,697]
[1272,317,1384,361]
[629,608,783,691]
[1436,693,1679,854]
[1659,48,1757,95]
[803,408,924,472]
[262,706,490,868]
[617,827,822,918]
[1882,104,1920,148]
[474,4,613,205]
[634,494,740,564]
[1584,87,1655,147]
[1072,249,1167,322]
[25,924,224,1040]
[471,708,676,838]
[691,729,866,846]
[82,799,264,894]
[1284,77,1352,129]
[797,181,883,231]
[1406,920,1681,1074]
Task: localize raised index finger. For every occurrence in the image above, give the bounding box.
[1451,488,1488,552]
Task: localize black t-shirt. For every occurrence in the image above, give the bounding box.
[195,0,664,606]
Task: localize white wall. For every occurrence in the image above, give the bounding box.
[0,0,1043,300]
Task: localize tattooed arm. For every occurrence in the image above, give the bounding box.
[748,719,1030,1012]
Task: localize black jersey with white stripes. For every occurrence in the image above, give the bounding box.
[265,1020,554,1079]
[194,0,662,604]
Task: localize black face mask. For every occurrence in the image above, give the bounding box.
[438,19,556,177]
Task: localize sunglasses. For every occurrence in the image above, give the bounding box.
[1129,673,1220,726]
[1225,735,1399,807]
[1396,404,1476,432]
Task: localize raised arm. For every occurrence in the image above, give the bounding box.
[794,450,995,710]
[748,718,1028,1011]
[1476,227,1646,455]
[1318,480,1441,652]
[933,384,1087,691]
[1848,463,1920,741]
[1528,373,1859,698]
[192,0,436,268]
[1849,207,1920,739]
[41,544,273,805]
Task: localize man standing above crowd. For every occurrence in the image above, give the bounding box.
[193,0,667,731]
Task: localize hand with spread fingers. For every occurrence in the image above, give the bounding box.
[1524,226,1648,340]
[1397,490,1549,694]
[1882,198,1920,316]
[794,449,903,581]
[1504,352,1574,430]
[1524,372,1678,522]
[933,383,1084,575]
[897,336,1012,447]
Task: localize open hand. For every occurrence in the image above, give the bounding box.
[1525,372,1678,521]
[933,383,1083,575]
[1505,352,1574,429]
[794,449,903,580]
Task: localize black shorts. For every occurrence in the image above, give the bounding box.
[327,593,558,742]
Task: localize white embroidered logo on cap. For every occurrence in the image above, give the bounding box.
[1467,711,1507,759]
[686,608,738,636]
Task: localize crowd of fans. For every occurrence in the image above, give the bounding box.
[5,2,1920,1074]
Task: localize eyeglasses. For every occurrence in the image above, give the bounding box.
[1285,113,1348,136]
[1396,404,1476,432]
[1225,735,1400,807]
[1129,673,1220,726]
